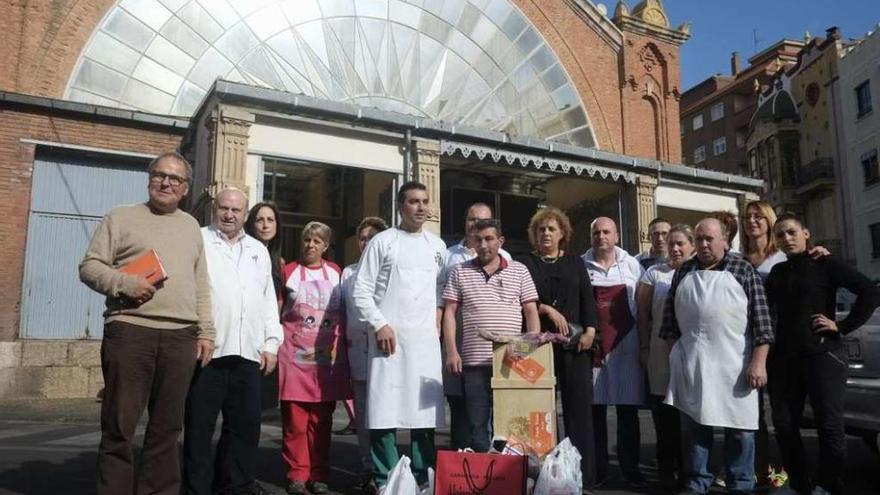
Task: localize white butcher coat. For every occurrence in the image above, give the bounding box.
[352,227,447,429]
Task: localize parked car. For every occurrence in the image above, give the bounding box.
[839,308,880,453]
[803,292,880,454]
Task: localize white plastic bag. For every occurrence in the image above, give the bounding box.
[532,438,582,495]
[419,467,434,495]
[555,438,582,490]
[381,455,419,495]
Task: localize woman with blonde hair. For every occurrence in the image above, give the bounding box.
[742,201,786,280]
[516,206,599,490]
[278,221,350,495]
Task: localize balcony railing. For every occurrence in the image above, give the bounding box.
[794,157,835,188]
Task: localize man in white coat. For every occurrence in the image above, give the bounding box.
[183,188,283,495]
[660,218,773,494]
[352,181,447,488]
[581,217,646,486]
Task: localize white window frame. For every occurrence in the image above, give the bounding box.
[692,114,704,130]
[711,102,725,121]
[694,145,706,164]
[713,137,727,156]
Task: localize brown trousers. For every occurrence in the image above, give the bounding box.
[96,320,198,495]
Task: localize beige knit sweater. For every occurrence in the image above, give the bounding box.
[79,203,215,340]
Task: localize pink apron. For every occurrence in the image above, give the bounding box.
[279,263,351,402]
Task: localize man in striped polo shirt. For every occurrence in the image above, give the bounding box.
[441,219,541,452]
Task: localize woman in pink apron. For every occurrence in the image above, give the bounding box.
[278,222,351,495]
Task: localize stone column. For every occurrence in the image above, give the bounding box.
[208,105,255,196]
[736,191,760,215]
[625,175,658,254]
[412,140,442,235]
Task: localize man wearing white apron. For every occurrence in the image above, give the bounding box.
[581,217,646,486]
[660,218,774,494]
[352,181,447,488]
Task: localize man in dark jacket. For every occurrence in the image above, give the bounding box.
[766,213,880,495]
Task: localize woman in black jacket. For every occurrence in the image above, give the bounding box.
[517,206,599,491]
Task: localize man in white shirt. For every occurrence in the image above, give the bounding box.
[439,203,510,450]
[182,188,283,495]
[352,181,447,489]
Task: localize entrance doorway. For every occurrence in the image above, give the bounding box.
[260,158,397,267]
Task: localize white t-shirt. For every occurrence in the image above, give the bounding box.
[755,250,787,283]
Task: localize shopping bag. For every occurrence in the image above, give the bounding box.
[420,468,434,495]
[532,438,581,495]
[383,455,419,495]
[434,450,527,495]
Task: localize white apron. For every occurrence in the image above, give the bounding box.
[366,231,445,429]
[665,270,758,430]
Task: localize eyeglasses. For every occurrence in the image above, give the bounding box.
[743,214,766,221]
[149,171,188,187]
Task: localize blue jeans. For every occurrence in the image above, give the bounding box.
[462,366,493,452]
[681,413,755,493]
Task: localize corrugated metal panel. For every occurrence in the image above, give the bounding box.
[20,156,148,339]
[30,156,149,217]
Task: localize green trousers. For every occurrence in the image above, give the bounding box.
[370,428,435,486]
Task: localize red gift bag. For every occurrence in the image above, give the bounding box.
[434,450,527,495]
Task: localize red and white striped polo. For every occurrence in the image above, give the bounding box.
[443,257,539,366]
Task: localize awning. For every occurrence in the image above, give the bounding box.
[440,140,637,184]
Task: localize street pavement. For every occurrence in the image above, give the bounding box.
[0,400,877,494]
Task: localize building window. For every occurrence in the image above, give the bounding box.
[693,114,704,130]
[694,145,706,164]
[713,137,727,156]
[735,127,747,149]
[680,121,685,137]
[711,102,725,121]
[863,149,880,186]
[871,223,880,259]
[856,81,873,117]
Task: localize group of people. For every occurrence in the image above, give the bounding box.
[80,151,879,495]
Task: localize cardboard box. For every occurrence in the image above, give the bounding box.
[491,341,557,457]
[491,340,555,389]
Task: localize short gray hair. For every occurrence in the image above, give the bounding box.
[302,221,332,245]
[148,151,193,181]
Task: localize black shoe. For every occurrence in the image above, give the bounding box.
[623,472,649,489]
[286,480,307,495]
[333,423,357,435]
[307,481,329,494]
[361,479,378,495]
[658,472,680,491]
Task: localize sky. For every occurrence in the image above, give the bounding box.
[645,0,880,89]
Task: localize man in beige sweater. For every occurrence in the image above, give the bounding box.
[80,152,215,495]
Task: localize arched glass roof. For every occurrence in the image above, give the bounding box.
[65,0,595,147]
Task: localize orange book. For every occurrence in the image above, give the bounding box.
[502,352,546,384]
[119,249,168,285]
[529,411,554,456]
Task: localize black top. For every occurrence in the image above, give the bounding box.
[516,252,599,332]
[766,253,880,356]
[270,251,284,299]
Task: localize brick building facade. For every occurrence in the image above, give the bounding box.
[0,1,766,399]
[681,40,803,175]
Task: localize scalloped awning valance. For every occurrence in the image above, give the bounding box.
[440,140,637,184]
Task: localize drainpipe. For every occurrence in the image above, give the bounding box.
[403,129,413,181]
